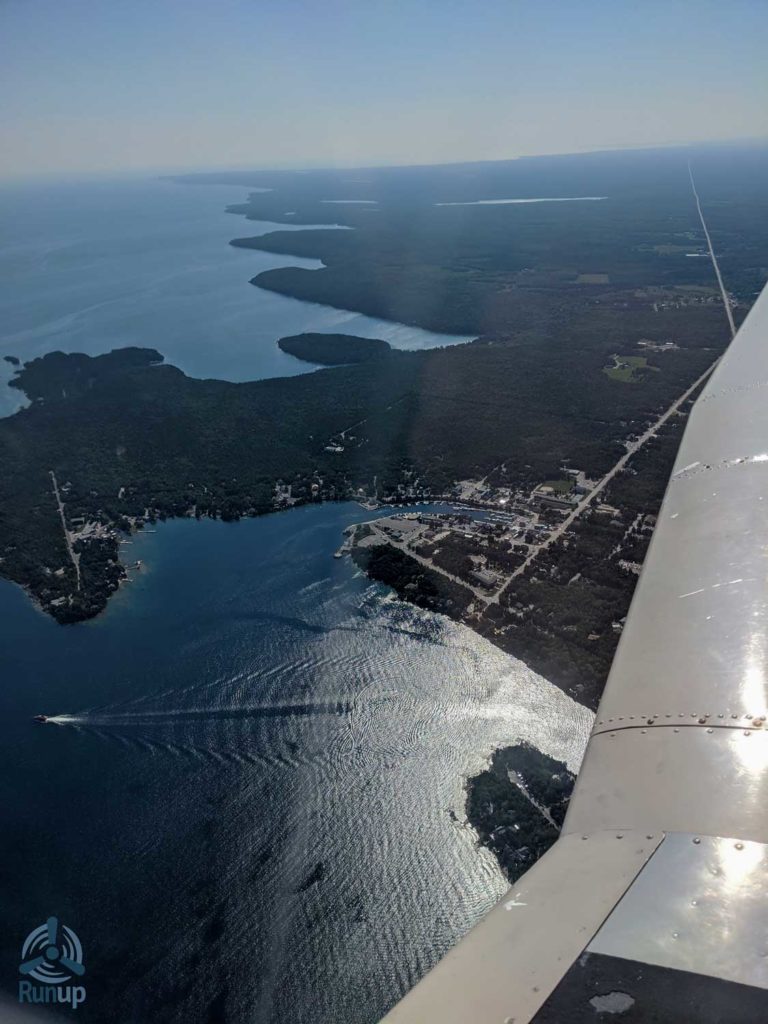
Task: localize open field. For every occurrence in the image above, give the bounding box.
[603,353,655,382]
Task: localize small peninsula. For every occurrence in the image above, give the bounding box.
[277,333,391,365]
[466,744,575,883]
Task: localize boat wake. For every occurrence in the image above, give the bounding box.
[41,702,352,726]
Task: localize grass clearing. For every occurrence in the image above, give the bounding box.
[650,244,691,255]
[603,354,657,383]
[540,478,574,494]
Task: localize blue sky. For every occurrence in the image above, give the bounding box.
[1,0,766,178]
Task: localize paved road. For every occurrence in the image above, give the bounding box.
[688,162,737,339]
[505,357,719,585]
[368,351,715,600]
[50,469,81,590]
[369,350,720,604]
[368,173,732,605]
[365,521,499,605]
[503,170,732,588]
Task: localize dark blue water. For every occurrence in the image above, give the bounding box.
[0,507,591,1023]
[0,178,591,1023]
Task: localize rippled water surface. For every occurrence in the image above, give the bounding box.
[0,506,592,1022]
[0,178,591,1023]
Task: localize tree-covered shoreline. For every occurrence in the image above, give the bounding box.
[277,333,391,365]
[465,744,575,883]
[0,298,722,633]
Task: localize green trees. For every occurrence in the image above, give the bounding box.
[466,744,575,882]
[277,333,391,365]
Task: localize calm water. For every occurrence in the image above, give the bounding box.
[0,178,592,1023]
[0,177,473,415]
[434,196,608,205]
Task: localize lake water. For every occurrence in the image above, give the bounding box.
[0,177,473,415]
[435,196,607,205]
[0,177,592,1023]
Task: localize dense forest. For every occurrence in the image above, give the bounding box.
[222,146,768,337]
[6,143,766,634]
[350,543,473,616]
[465,744,575,883]
[0,298,722,629]
[277,333,391,365]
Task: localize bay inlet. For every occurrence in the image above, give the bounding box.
[0,178,473,416]
[0,179,592,1023]
[0,504,592,1022]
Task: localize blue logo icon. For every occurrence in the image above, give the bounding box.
[19,918,85,985]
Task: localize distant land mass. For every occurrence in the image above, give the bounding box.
[222,145,768,336]
[277,333,391,365]
[4,144,768,709]
[0,287,726,709]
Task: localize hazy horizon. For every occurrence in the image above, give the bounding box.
[2,136,768,189]
[2,0,767,181]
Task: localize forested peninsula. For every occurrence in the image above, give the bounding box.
[5,148,761,709]
[277,333,391,365]
[0,289,722,684]
[466,745,575,882]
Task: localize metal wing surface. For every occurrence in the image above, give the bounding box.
[381,284,768,1023]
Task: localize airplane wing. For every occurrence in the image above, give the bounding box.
[381,281,768,1022]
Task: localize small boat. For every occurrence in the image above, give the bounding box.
[32,714,48,724]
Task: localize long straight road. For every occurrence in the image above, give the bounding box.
[504,168,732,586]
[504,358,719,584]
[367,170,733,607]
[688,161,737,339]
[366,352,719,605]
[50,469,81,590]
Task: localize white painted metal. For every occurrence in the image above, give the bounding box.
[566,728,768,843]
[379,831,661,1024]
[569,284,768,831]
[380,278,768,1023]
[589,833,768,990]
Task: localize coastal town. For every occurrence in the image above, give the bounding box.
[344,390,691,710]
[346,471,656,707]
[350,465,608,600]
